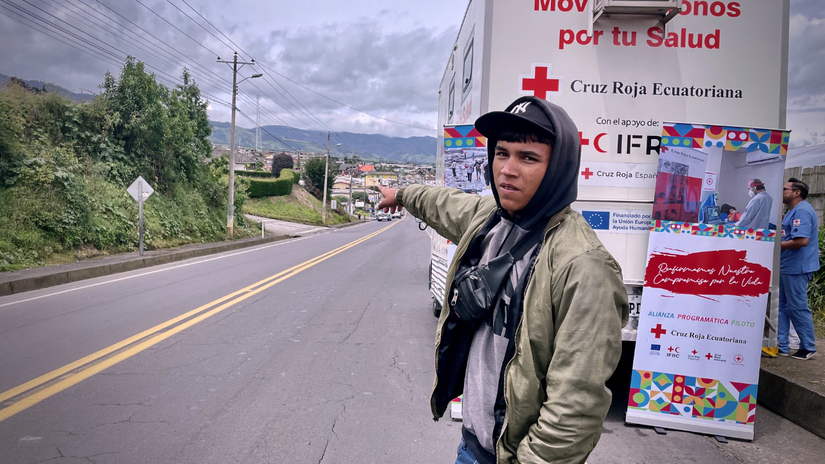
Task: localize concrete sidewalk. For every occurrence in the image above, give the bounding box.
[0,234,293,297]
[0,218,369,297]
[758,340,825,439]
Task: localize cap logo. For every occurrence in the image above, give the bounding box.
[511,102,531,114]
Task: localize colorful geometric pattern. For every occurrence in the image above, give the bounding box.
[649,220,776,242]
[662,123,705,148]
[660,123,790,155]
[444,125,486,149]
[629,370,757,425]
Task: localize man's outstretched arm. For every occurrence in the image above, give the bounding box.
[377,185,491,245]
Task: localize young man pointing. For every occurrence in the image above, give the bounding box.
[378,96,628,464]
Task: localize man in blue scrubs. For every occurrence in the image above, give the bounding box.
[779,177,820,359]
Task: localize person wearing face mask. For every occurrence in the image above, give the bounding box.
[737,178,773,230]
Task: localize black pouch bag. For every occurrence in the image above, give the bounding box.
[450,220,543,322]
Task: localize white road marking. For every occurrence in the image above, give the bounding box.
[0,236,313,308]
[0,220,378,309]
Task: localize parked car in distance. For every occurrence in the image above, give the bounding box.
[391,210,402,219]
[376,211,391,221]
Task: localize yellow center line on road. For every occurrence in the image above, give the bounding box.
[0,220,400,423]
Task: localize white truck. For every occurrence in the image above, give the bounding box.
[429,0,790,342]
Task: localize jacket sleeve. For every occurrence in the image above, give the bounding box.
[517,248,628,464]
[400,184,490,244]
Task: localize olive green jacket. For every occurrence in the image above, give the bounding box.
[399,185,629,464]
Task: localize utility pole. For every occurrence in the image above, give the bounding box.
[348,167,353,215]
[322,131,330,225]
[218,52,260,239]
[256,95,262,154]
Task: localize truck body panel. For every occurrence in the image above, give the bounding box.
[432,0,789,341]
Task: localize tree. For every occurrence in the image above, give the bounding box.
[271,152,293,177]
[302,157,335,201]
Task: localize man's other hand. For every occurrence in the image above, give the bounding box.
[376,186,400,213]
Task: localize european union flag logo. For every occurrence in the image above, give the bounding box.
[651,344,661,351]
[583,211,610,230]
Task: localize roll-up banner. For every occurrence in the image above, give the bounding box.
[626,123,790,440]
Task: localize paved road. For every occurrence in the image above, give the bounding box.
[0,217,823,463]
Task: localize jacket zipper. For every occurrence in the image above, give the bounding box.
[431,210,495,419]
[495,218,562,462]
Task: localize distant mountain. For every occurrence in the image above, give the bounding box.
[0,73,93,103]
[210,121,437,164]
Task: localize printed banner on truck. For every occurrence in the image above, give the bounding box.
[443,125,490,194]
[626,123,790,440]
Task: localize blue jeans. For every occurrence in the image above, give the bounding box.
[779,272,818,352]
[455,438,479,464]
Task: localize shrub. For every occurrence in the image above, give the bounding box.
[247,176,293,198]
[236,170,273,178]
[302,158,335,201]
[808,227,825,314]
[279,168,300,184]
[271,153,293,177]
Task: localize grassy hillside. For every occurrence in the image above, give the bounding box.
[0,60,259,272]
[243,185,353,226]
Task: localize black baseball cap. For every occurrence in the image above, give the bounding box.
[474,96,556,141]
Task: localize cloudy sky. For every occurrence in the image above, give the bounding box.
[0,0,822,146]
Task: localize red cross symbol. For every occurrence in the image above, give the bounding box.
[734,355,743,363]
[692,349,698,355]
[581,167,594,180]
[650,324,666,339]
[667,346,674,352]
[520,64,562,100]
[579,132,589,146]
[705,353,713,360]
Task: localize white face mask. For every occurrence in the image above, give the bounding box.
[748,189,755,198]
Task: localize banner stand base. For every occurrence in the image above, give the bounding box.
[626,410,754,441]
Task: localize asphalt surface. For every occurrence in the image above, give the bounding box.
[0,216,823,463]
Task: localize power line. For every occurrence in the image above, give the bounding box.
[132,0,224,59]
[84,0,228,89]
[164,0,234,56]
[166,1,329,134]
[178,0,249,60]
[149,0,342,149]
[47,0,192,83]
[0,5,123,70]
[174,1,434,134]
[66,0,228,93]
[259,62,435,132]
[0,3,233,113]
[235,107,296,151]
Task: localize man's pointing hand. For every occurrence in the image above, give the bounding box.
[376,186,400,213]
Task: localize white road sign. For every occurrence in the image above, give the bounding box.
[127,176,154,202]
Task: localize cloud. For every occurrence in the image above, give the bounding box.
[788,15,825,108]
[224,18,456,137]
[2,0,823,143]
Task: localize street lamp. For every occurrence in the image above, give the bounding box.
[218,52,261,239]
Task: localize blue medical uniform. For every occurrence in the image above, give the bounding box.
[779,200,820,353]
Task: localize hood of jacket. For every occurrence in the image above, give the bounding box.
[478,96,582,230]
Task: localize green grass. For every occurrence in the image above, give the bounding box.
[0,174,260,272]
[243,185,352,226]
